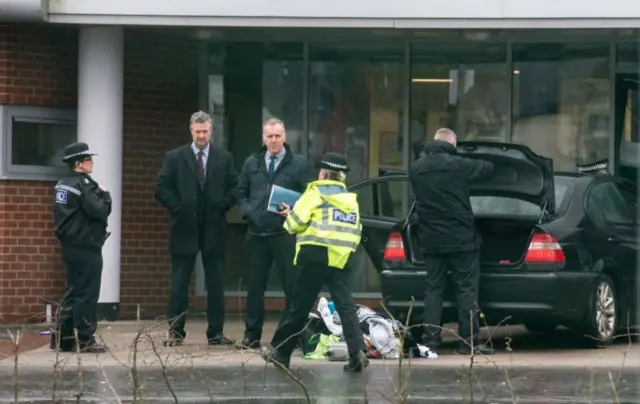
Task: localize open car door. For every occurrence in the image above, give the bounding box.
[347,173,412,274]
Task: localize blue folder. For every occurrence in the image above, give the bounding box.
[267,185,302,213]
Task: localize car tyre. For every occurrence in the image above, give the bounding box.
[581,274,618,348]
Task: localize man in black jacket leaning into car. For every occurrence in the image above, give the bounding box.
[409,128,495,356]
[237,118,314,349]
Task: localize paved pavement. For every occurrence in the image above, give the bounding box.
[0,318,638,402]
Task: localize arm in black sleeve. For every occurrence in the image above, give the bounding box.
[236,158,253,221]
[81,186,112,221]
[222,152,239,211]
[155,151,181,214]
[459,157,495,182]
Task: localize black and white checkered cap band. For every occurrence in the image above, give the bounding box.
[63,150,97,161]
[577,162,608,173]
[321,160,348,171]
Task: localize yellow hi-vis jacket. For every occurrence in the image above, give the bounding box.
[283,179,362,270]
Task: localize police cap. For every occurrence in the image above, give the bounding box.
[317,152,350,173]
[62,142,98,163]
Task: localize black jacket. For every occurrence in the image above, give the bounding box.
[409,140,494,254]
[154,143,238,255]
[237,144,313,236]
[53,171,112,250]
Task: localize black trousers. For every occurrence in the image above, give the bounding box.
[55,246,103,346]
[244,233,298,341]
[167,251,225,340]
[270,261,364,358]
[421,249,481,349]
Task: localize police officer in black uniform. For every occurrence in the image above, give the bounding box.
[50,142,112,353]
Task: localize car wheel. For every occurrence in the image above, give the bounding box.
[524,321,558,334]
[582,274,618,347]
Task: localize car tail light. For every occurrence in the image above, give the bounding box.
[383,231,406,262]
[524,232,565,263]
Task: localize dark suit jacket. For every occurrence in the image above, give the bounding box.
[155,143,238,255]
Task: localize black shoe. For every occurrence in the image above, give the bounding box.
[456,343,495,356]
[163,330,186,347]
[260,346,291,369]
[343,351,369,372]
[236,337,260,350]
[208,334,235,346]
[79,342,108,353]
[163,337,184,347]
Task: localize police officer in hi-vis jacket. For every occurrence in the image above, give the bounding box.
[260,152,369,372]
[50,142,112,353]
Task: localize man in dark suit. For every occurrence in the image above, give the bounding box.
[236,118,314,350]
[155,110,238,346]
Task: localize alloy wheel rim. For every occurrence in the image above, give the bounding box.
[595,282,616,339]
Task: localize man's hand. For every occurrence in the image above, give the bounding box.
[277,203,291,217]
[98,184,107,192]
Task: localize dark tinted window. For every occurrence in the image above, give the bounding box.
[470,181,571,217]
[586,182,635,227]
[615,184,638,224]
[352,177,411,219]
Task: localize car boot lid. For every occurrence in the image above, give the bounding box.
[456,141,555,217]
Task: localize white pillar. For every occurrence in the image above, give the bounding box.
[77,26,124,321]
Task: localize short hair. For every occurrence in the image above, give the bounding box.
[434,127,457,141]
[263,117,286,134]
[190,110,212,126]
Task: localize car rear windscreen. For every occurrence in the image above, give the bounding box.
[470,181,571,217]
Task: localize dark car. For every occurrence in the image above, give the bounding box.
[348,141,638,347]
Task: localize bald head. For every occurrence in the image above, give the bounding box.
[434,128,457,147]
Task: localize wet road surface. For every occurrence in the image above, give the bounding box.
[0,363,638,403]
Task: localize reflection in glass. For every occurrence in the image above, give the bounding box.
[308,42,405,292]
[512,43,611,171]
[11,120,76,167]
[262,43,304,154]
[410,43,509,153]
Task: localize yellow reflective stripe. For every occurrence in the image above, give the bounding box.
[308,222,361,236]
[288,211,305,227]
[297,235,358,250]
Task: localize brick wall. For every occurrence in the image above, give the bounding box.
[119,28,200,317]
[0,24,78,323]
[0,23,381,324]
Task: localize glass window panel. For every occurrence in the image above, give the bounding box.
[262,43,304,154]
[512,43,611,172]
[410,42,509,153]
[616,42,639,68]
[11,120,76,167]
[309,42,405,183]
[309,42,406,293]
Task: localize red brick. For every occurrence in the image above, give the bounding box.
[0,24,338,324]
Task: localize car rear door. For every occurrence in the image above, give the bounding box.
[348,174,412,274]
[612,180,639,326]
[584,178,638,327]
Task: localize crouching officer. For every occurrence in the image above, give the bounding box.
[50,142,112,353]
[261,152,369,372]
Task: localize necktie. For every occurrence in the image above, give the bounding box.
[197,150,205,184]
[268,155,277,182]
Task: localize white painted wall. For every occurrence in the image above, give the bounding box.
[44,0,640,27]
[46,0,640,19]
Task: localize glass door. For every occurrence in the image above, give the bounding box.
[614,73,639,183]
[307,41,408,293]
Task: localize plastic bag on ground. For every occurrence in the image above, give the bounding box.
[366,317,401,359]
[317,297,343,336]
[301,334,341,360]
